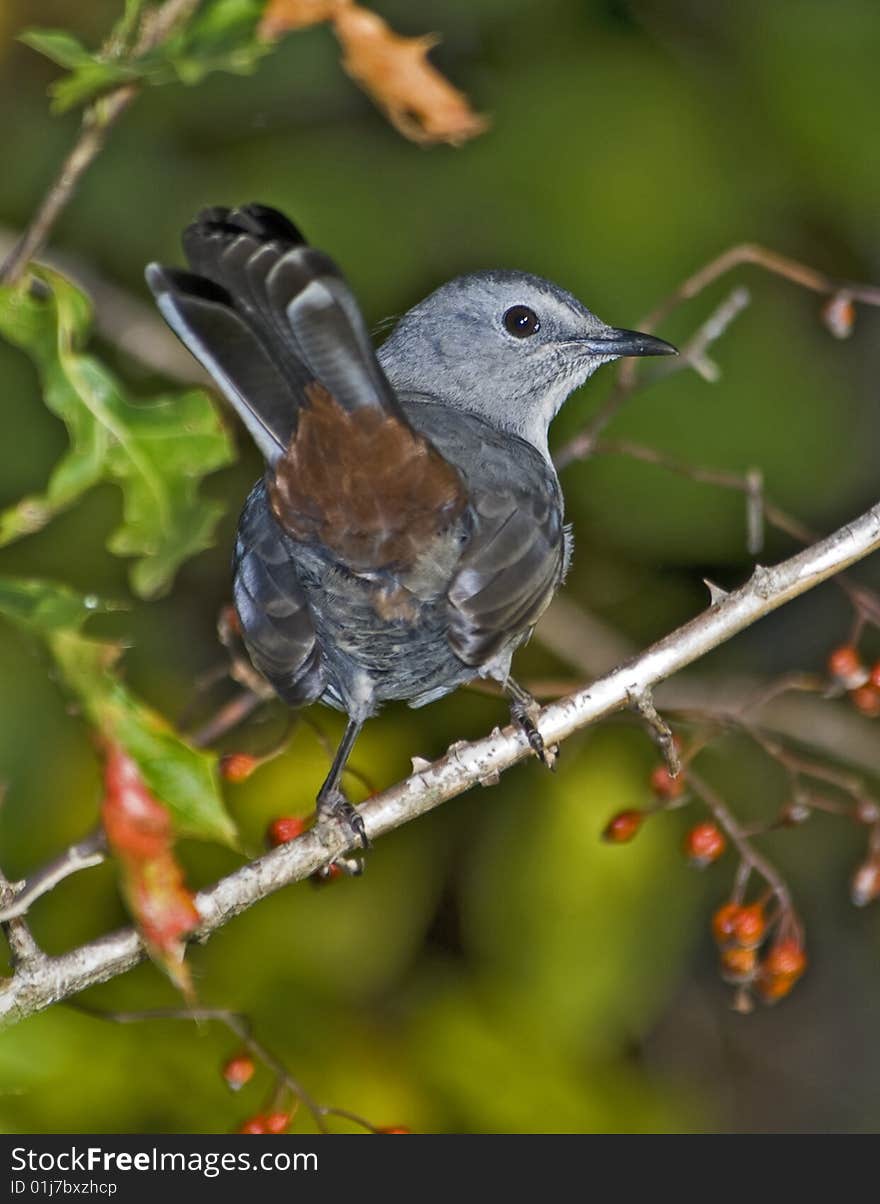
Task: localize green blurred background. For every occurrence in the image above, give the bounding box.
[2,0,880,1133]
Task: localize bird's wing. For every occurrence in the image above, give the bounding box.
[147,203,465,571]
[232,481,325,707]
[445,467,567,668]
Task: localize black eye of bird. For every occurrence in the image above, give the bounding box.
[503,305,540,338]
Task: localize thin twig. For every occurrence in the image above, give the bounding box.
[69,1003,380,1134]
[0,829,107,925]
[586,437,880,628]
[186,690,266,749]
[554,243,880,467]
[4,492,880,1025]
[1,0,201,285]
[687,769,798,923]
[0,869,43,967]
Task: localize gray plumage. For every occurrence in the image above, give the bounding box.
[146,203,675,845]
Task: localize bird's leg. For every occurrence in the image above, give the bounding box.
[505,677,557,770]
[315,717,370,850]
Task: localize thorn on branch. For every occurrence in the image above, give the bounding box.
[704,578,730,606]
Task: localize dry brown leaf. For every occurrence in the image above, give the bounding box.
[259,0,488,146]
[334,6,488,146]
[259,0,343,37]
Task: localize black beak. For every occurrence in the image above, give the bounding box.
[578,327,678,358]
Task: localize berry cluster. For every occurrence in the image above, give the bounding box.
[827,644,880,718]
[713,902,806,1008]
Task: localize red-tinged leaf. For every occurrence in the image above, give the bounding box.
[102,742,200,997]
[0,577,238,848]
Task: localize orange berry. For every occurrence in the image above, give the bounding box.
[222,1053,255,1091]
[851,857,880,907]
[764,939,807,979]
[712,902,742,946]
[850,683,880,717]
[757,937,807,1002]
[377,1126,411,1134]
[266,815,307,846]
[731,903,766,949]
[602,809,643,843]
[869,662,880,690]
[650,764,685,802]
[720,946,757,984]
[238,1115,267,1134]
[264,1112,291,1134]
[827,644,865,688]
[683,822,726,867]
[220,752,260,783]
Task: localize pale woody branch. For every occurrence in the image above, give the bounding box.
[4,493,880,1027]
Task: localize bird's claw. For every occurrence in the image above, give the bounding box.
[317,788,370,851]
[511,704,558,771]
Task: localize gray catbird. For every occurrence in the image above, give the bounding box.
[146,203,675,848]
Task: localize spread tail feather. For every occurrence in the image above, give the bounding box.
[146,203,401,463]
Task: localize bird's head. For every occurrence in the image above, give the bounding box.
[378,270,676,457]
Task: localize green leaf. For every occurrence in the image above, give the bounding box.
[0,267,235,598]
[50,61,138,113]
[0,577,238,848]
[22,3,269,110]
[142,0,269,86]
[0,577,120,632]
[19,29,95,70]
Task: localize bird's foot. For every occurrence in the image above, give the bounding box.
[510,697,558,771]
[316,786,370,851]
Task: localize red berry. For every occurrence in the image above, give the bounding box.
[712,902,765,948]
[731,903,766,949]
[850,857,880,907]
[602,809,643,843]
[851,683,880,717]
[650,764,685,802]
[719,946,757,984]
[219,604,243,637]
[683,822,726,867]
[238,1115,267,1134]
[869,662,880,690]
[222,1052,256,1091]
[827,644,865,689]
[712,902,742,947]
[266,815,307,846]
[220,753,260,783]
[310,861,345,885]
[756,938,807,1003]
[377,1126,411,1134]
[763,938,807,979]
[264,1112,291,1134]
